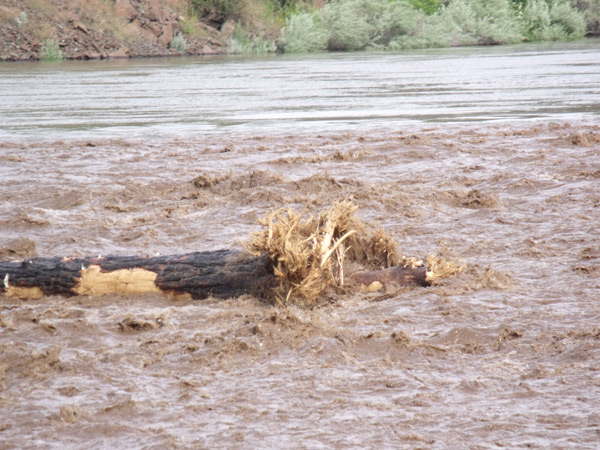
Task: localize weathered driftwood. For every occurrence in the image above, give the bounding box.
[1,250,429,300]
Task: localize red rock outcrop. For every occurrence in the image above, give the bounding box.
[0,0,228,61]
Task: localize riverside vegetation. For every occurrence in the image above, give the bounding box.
[278,0,595,52]
[220,0,598,53]
[0,0,598,60]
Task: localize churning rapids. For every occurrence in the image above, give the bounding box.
[1,41,599,449]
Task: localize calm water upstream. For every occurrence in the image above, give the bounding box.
[0,40,599,141]
[1,41,600,449]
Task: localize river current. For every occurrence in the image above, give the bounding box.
[1,41,599,449]
[0,40,599,141]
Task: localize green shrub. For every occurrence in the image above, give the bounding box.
[575,0,600,35]
[521,0,553,39]
[434,0,479,46]
[15,11,27,28]
[227,27,277,54]
[320,0,425,51]
[278,0,301,17]
[181,14,199,35]
[372,1,424,46]
[192,0,234,18]
[279,0,589,53]
[39,38,63,61]
[322,0,375,51]
[436,0,523,46]
[520,0,586,40]
[549,0,586,38]
[281,0,523,51]
[170,33,187,51]
[280,12,328,53]
[407,0,443,14]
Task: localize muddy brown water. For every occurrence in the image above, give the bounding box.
[1,42,600,449]
[1,123,599,448]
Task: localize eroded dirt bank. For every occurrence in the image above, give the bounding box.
[1,123,599,448]
[0,0,229,61]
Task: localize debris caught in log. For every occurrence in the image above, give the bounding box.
[241,200,463,306]
[0,250,430,301]
[1,201,464,305]
[242,200,406,305]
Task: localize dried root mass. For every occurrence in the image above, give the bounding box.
[425,254,466,284]
[244,200,412,305]
[244,200,466,305]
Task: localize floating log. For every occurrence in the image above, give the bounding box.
[1,250,429,300]
[1,250,273,300]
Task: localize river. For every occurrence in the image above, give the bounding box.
[1,41,599,449]
[0,40,599,141]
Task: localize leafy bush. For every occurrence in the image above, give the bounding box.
[442,0,523,45]
[281,0,521,52]
[371,1,425,47]
[181,14,199,35]
[320,0,427,51]
[390,7,465,48]
[521,0,554,39]
[520,0,586,40]
[549,0,586,38]
[277,0,301,17]
[15,11,27,28]
[407,0,443,14]
[280,12,328,53]
[39,38,63,61]
[170,33,187,51]
[574,0,600,35]
[322,0,376,51]
[277,0,590,53]
[227,27,277,54]
[192,0,235,18]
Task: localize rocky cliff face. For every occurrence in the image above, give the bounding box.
[0,0,232,61]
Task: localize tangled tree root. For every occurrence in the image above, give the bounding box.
[425,253,465,284]
[243,200,464,306]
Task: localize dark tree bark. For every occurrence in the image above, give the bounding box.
[1,250,429,300]
[1,250,274,300]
